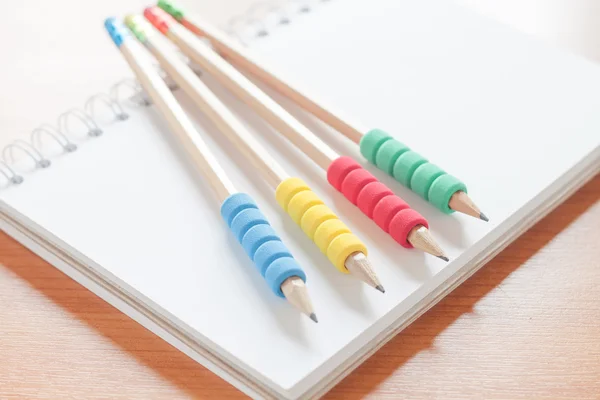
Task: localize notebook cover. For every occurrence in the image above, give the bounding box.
[1,0,599,398]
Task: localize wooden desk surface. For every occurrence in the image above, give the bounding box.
[1,175,598,399]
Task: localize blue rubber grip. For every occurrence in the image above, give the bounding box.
[104,17,130,47]
[220,193,306,297]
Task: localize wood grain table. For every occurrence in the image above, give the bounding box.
[1,174,598,399]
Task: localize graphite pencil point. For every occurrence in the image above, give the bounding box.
[375,285,386,294]
[437,255,450,262]
[408,225,448,260]
[281,276,316,321]
[345,252,384,291]
[309,313,318,323]
[448,191,487,221]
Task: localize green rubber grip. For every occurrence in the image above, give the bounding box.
[360,129,467,214]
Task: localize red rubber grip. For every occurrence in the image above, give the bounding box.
[327,156,428,248]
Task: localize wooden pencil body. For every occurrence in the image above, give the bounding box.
[182,14,365,144]
[146,36,289,189]
[168,25,339,171]
[121,40,236,202]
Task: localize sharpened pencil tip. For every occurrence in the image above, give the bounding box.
[448,191,488,222]
[281,277,315,321]
[408,225,448,260]
[438,255,450,262]
[375,285,385,294]
[345,252,384,292]
[309,313,318,323]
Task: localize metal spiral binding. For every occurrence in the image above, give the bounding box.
[158,50,203,89]
[248,2,291,25]
[225,0,329,45]
[110,78,151,106]
[0,161,24,185]
[108,55,199,106]
[31,124,78,153]
[57,108,103,138]
[0,82,146,186]
[290,0,313,13]
[0,0,319,187]
[226,2,277,40]
[85,93,129,121]
[3,140,51,169]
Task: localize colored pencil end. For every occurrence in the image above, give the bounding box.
[124,14,150,43]
[157,0,185,21]
[144,5,174,35]
[104,17,130,47]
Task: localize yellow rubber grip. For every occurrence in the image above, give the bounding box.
[275,177,368,272]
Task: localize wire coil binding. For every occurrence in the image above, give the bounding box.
[58,108,103,138]
[3,140,51,169]
[0,161,24,185]
[0,82,147,186]
[110,78,151,106]
[85,93,130,121]
[224,0,329,45]
[31,124,78,153]
[0,0,326,187]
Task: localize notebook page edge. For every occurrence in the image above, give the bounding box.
[1,0,600,396]
[295,143,599,398]
[0,206,292,400]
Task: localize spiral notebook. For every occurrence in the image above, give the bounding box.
[1,0,599,399]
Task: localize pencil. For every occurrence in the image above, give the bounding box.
[104,18,317,322]
[143,6,449,261]
[156,0,488,223]
[124,14,385,292]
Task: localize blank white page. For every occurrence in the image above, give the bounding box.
[1,0,599,398]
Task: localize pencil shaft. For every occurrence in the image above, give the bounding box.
[167,25,339,171]
[110,18,317,319]
[176,12,487,222]
[121,40,237,202]
[145,36,289,189]
[181,14,366,144]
